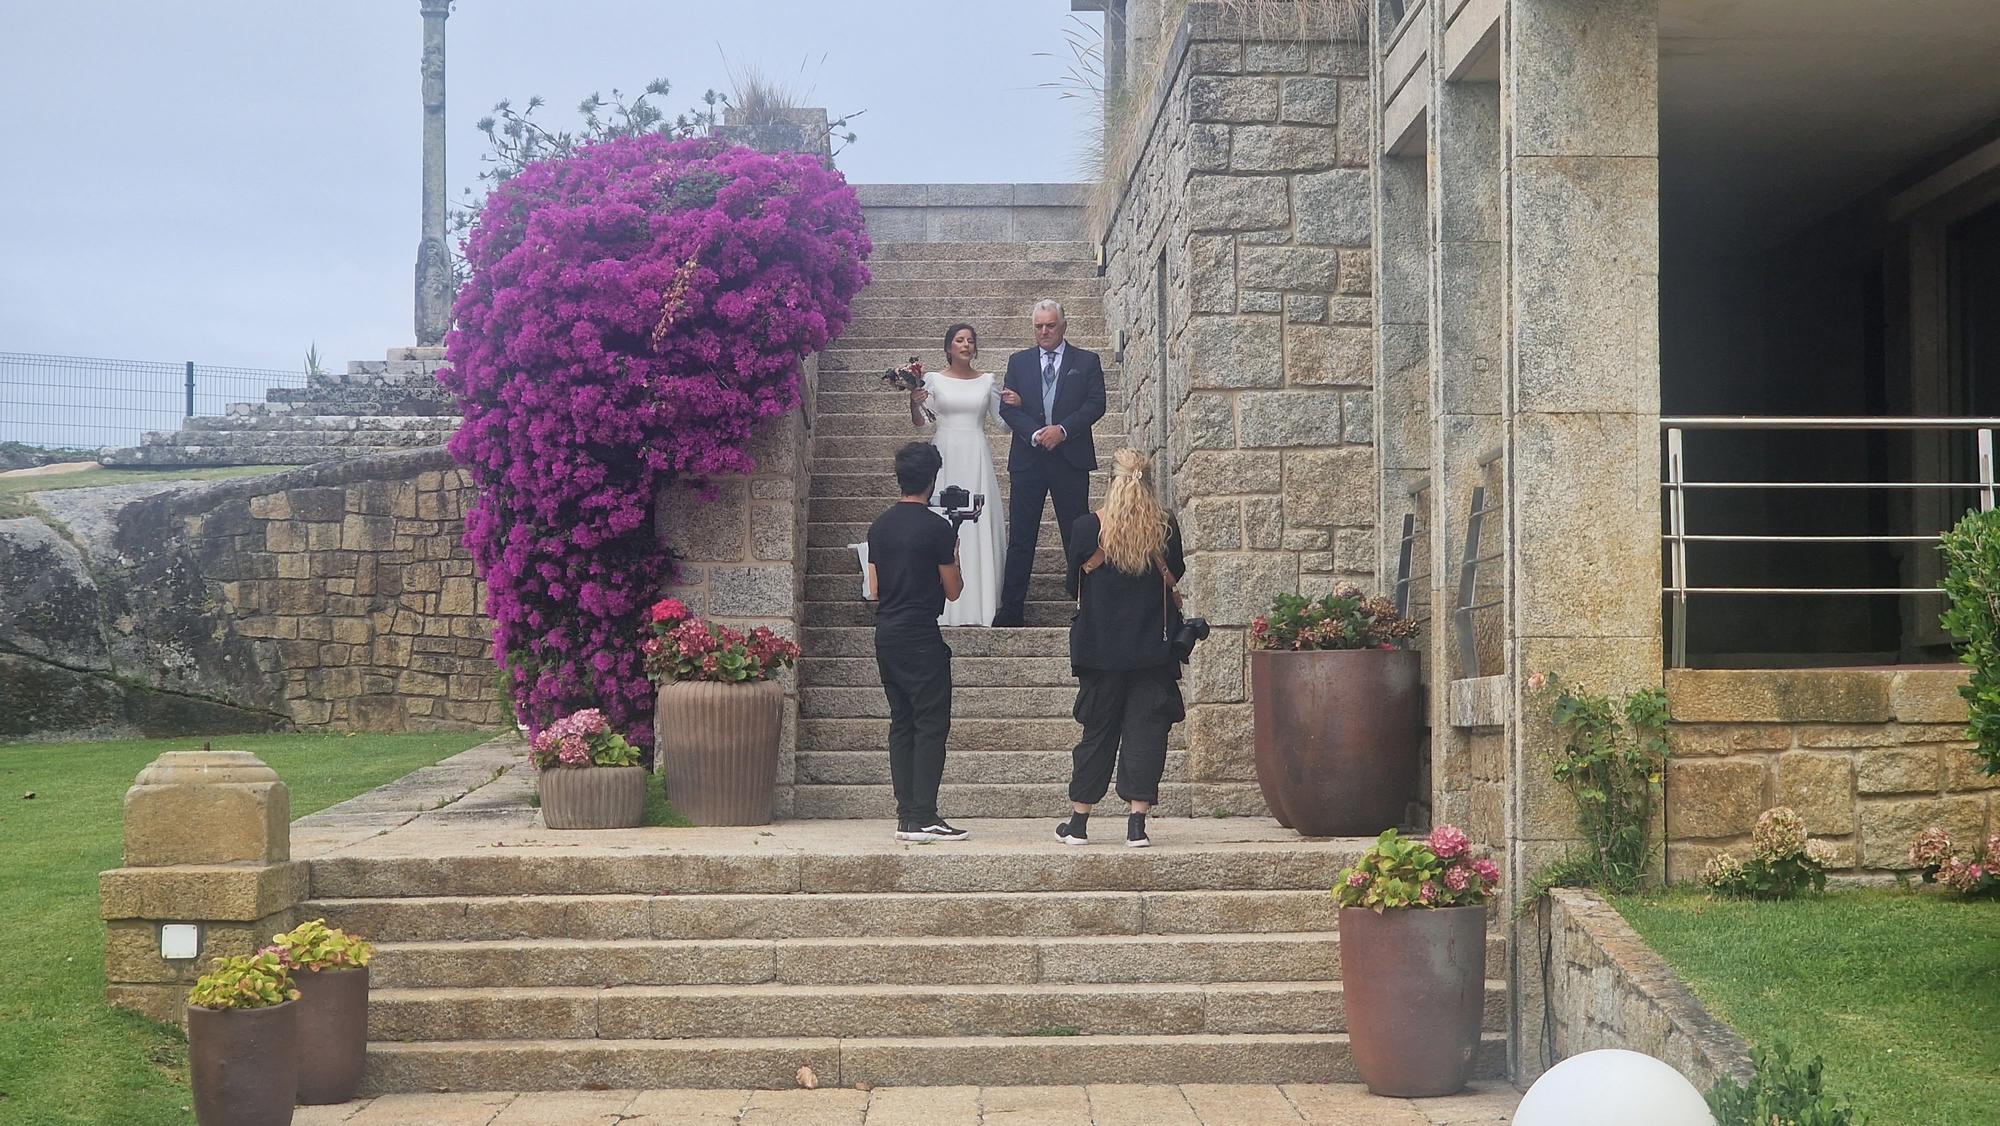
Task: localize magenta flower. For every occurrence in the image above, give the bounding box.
[1427,824,1470,861]
[1472,857,1501,887]
[1419,881,1441,905]
[445,134,869,746]
[1444,865,1472,892]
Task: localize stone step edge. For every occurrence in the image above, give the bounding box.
[371,931,1342,954]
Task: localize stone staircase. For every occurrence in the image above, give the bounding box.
[99,347,458,467]
[296,818,1508,1094]
[795,239,1166,821]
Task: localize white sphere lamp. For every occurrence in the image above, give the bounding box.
[1514,1049,1715,1126]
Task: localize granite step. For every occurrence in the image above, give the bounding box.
[815,346,1120,372]
[798,627,1070,658]
[97,444,419,468]
[139,428,453,448]
[811,373,1131,397]
[795,750,1188,786]
[797,716,1121,752]
[183,413,452,432]
[839,318,1107,341]
[308,841,1349,899]
[800,600,1077,628]
[802,573,1070,605]
[802,685,1086,720]
[806,520,1074,550]
[840,296,1104,319]
[798,655,1074,687]
[806,475,1112,504]
[806,544,1065,575]
[359,1031,1506,1094]
[303,889,1342,943]
[365,980,1511,1043]
[861,258,1103,281]
[792,782,1194,819]
[857,277,1105,298]
[869,241,1094,262]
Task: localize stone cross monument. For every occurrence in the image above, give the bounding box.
[414,0,453,346]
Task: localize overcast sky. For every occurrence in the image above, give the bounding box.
[0,1,1099,380]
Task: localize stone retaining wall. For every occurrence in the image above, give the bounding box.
[1098,5,1379,816]
[1541,888,1752,1092]
[1665,667,1989,880]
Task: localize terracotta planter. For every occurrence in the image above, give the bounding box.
[1339,904,1487,1097]
[655,679,783,825]
[188,999,298,1126]
[292,965,368,1105]
[538,765,646,829]
[1249,648,1420,836]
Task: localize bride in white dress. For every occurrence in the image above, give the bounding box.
[910,323,1015,627]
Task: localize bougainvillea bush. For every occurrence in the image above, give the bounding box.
[442,134,869,743]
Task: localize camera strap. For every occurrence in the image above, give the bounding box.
[1080,547,1182,642]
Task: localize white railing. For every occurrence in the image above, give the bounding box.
[1662,417,1999,667]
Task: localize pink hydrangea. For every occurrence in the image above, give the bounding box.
[1345,871,1371,888]
[1471,857,1501,886]
[1427,824,1470,860]
[650,598,692,624]
[1909,826,1954,869]
[445,134,870,746]
[1444,865,1472,892]
[557,741,590,767]
[1419,881,1441,905]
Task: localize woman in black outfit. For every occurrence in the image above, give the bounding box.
[1057,448,1186,848]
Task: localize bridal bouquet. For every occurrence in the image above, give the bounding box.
[882,357,935,425]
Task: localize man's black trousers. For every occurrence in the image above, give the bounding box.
[1069,665,1184,806]
[998,455,1090,624]
[874,631,952,825]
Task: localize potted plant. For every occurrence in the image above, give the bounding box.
[1333,825,1498,1097]
[643,597,799,825]
[531,708,646,829]
[1249,586,1420,835]
[268,918,373,1105]
[186,951,301,1126]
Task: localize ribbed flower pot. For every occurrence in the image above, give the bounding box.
[1339,904,1487,1097]
[537,765,646,829]
[292,965,367,1105]
[187,1000,298,1126]
[655,679,783,825]
[1250,648,1420,836]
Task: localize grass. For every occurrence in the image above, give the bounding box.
[0,464,298,519]
[1614,888,2000,1125]
[0,730,490,1125]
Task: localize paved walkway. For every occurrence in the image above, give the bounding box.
[295,1083,1520,1125]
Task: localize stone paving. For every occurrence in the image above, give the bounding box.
[294,1082,1519,1125]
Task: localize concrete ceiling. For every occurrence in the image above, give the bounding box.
[1662,0,2000,244]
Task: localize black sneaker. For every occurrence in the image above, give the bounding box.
[903,820,969,842]
[1126,816,1151,849]
[1056,819,1089,846]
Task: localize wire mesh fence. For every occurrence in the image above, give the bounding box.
[0,352,306,451]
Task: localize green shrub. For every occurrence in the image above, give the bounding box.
[1535,673,1670,894]
[187,951,298,1011]
[1702,807,1833,900]
[1707,1043,1866,1126]
[1939,507,2000,775]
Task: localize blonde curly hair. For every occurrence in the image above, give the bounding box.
[1098,448,1169,575]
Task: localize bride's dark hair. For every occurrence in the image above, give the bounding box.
[943,322,978,362]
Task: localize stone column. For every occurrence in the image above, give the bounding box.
[100,751,307,1023]
[1502,0,1663,1078]
[414,0,452,346]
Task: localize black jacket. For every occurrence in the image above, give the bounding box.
[998,344,1107,472]
[1066,513,1186,673]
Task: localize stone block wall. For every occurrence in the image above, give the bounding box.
[1099,7,1379,816]
[855,183,1088,243]
[3,449,505,740]
[656,369,816,815]
[1664,667,1991,880]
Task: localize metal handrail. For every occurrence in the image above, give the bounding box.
[1661,417,1998,667]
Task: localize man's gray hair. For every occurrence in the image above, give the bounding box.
[1032,298,1066,321]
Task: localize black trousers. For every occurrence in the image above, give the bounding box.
[875,631,952,825]
[1069,666,1184,806]
[998,454,1090,623]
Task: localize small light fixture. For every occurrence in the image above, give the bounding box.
[1114,329,1129,364]
[161,924,200,961]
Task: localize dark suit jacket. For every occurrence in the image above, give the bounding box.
[998,344,1107,472]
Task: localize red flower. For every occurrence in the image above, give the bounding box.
[650,598,692,624]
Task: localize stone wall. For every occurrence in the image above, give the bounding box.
[656,367,817,815]
[855,183,1088,243]
[1099,5,1380,816]
[1541,888,1753,1092]
[1,449,505,740]
[1665,667,1990,880]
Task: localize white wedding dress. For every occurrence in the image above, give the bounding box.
[924,371,1008,627]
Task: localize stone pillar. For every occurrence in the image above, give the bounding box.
[414,0,452,346]
[100,751,307,1023]
[1502,0,1663,1079]
[654,373,816,817]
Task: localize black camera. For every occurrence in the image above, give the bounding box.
[1170,616,1211,663]
[932,485,985,531]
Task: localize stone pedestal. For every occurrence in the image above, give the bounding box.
[100,751,307,1023]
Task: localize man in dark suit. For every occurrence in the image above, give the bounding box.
[994,299,1107,627]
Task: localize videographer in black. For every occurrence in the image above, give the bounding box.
[864,442,974,842]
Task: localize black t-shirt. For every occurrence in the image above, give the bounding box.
[867,501,957,637]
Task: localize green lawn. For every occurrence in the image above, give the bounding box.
[1616,888,2000,1125]
[0,731,489,1125]
[0,464,298,518]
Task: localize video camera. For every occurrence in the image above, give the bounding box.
[931,484,985,532]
